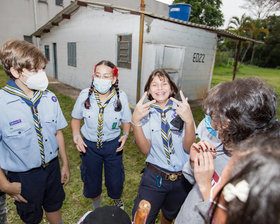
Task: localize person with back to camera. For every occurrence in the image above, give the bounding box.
[0,39,70,224]
[175,77,279,223]
[71,60,131,210]
[208,136,280,224]
[131,69,196,224]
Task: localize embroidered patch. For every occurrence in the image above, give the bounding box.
[112,122,117,129]
[51,96,57,102]
[9,119,22,126]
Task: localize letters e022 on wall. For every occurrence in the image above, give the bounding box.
[193,52,205,63]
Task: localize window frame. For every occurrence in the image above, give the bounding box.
[44,45,50,61]
[67,42,77,67]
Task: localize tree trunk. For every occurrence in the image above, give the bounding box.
[250,43,256,64]
[240,42,251,65]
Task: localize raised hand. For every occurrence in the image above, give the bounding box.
[170,90,193,123]
[194,151,215,200]
[190,141,216,167]
[131,92,156,125]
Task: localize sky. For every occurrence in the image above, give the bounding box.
[156,0,249,28]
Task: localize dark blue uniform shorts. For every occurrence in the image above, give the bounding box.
[81,137,125,199]
[7,157,65,224]
[132,165,193,224]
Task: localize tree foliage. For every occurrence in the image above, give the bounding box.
[172,0,224,27]
[253,15,280,67]
[241,0,280,19]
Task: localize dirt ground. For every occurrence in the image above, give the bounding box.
[48,76,81,99]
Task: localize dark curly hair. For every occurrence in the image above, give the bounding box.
[209,136,280,224]
[203,77,278,148]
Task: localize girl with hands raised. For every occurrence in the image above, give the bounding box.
[132,69,196,224]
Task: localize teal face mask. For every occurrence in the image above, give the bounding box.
[205,114,218,138]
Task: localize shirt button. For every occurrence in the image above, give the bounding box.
[50,152,52,154]
[45,139,48,142]
[18,131,21,134]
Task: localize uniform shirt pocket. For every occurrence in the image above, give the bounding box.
[82,110,98,130]
[42,115,57,136]
[3,124,33,151]
[104,112,121,130]
[149,120,161,143]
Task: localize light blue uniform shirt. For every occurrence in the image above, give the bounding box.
[196,118,222,148]
[71,88,132,142]
[142,104,193,172]
[0,89,67,172]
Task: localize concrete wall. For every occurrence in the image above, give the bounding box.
[97,0,169,16]
[39,5,140,106]
[0,0,72,46]
[0,0,169,47]
[142,16,217,103]
[39,6,218,107]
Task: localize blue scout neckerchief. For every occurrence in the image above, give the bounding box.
[150,99,175,165]
[2,79,45,166]
[93,87,116,149]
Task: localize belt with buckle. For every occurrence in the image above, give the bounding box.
[146,162,182,181]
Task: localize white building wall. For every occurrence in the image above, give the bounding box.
[99,0,169,16]
[142,17,217,102]
[0,0,72,46]
[39,5,140,106]
[0,0,169,47]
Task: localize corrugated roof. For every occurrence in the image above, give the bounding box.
[31,0,263,44]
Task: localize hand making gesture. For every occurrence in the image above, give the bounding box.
[170,90,193,124]
[190,141,217,167]
[131,92,156,126]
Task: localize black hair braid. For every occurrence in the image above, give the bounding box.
[84,81,94,109]
[114,79,122,112]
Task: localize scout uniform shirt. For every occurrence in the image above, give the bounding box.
[71,88,131,142]
[142,103,192,172]
[0,89,67,172]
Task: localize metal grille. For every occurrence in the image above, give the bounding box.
[117,35,132,69]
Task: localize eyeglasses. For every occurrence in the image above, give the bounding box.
[94,72,113,79]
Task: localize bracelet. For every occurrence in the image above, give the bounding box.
[131,121,142,127]
[72,133,81,137]
[122,132,129,138]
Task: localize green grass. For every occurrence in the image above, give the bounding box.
[1,64,280,223]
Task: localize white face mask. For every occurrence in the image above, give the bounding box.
[93,78,112,94]
[21,70,49,91]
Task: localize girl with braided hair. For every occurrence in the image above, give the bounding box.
[71,60,131,210]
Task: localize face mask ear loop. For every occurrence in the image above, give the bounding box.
[19,72,29,86]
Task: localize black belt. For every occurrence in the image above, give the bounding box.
[146,162,183,181]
